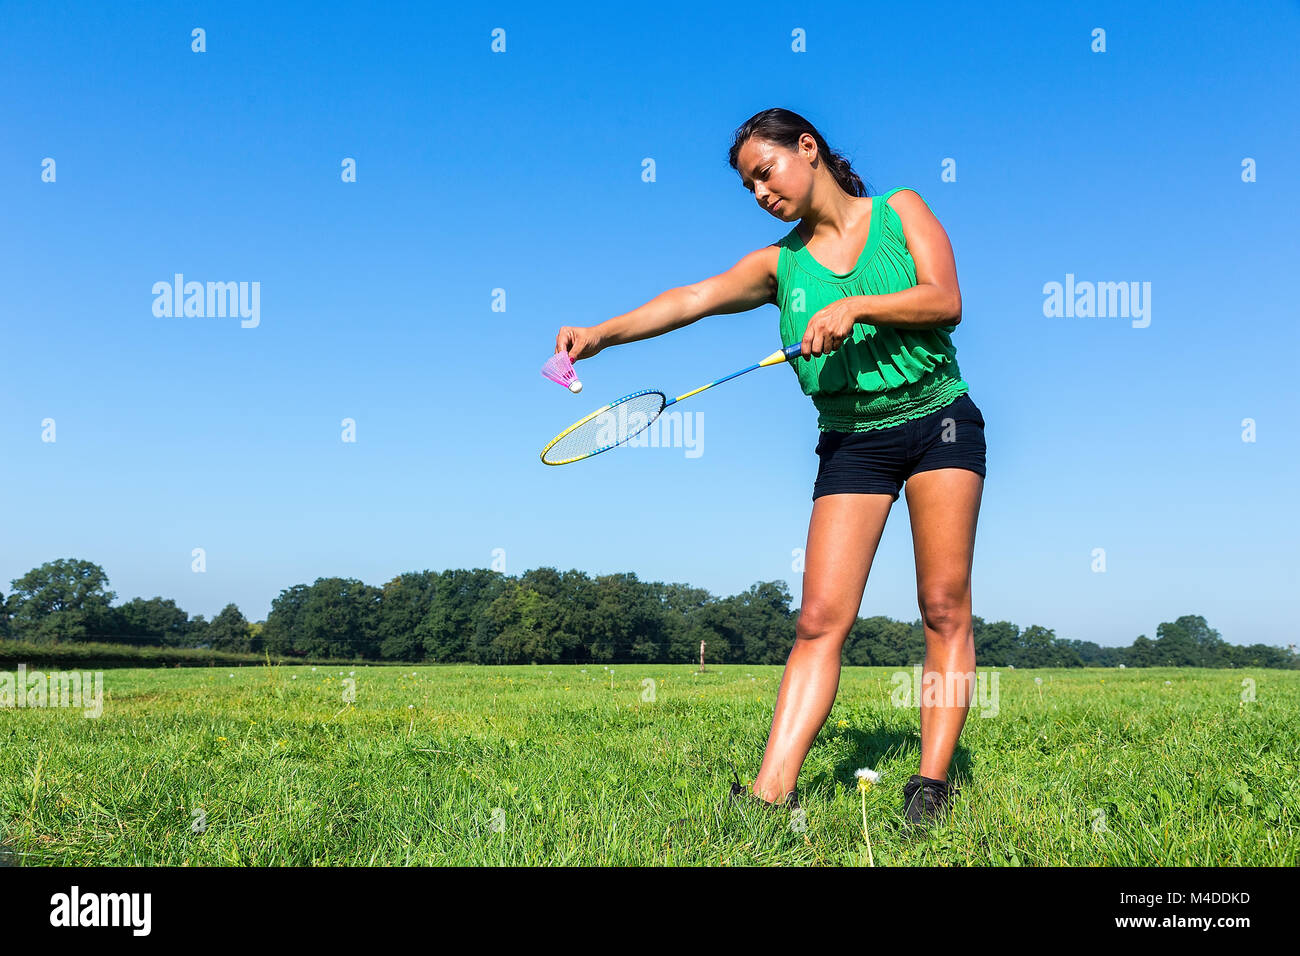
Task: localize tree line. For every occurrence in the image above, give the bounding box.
[1,558,1295,669]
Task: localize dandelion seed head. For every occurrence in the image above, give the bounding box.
[855,767,881,789]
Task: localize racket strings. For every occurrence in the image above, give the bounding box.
[543,391,666,464]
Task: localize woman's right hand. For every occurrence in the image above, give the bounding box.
[555,325,605,362]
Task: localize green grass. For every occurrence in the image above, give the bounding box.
[1,664,1296,865]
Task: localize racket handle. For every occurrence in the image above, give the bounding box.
[759,344,804,368]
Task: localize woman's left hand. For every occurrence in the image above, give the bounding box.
[800,297,862,357]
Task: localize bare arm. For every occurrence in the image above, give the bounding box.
[857,189,961,329]
[560,246,778,358]
[593,287,704,349]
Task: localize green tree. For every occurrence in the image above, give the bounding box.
[974,620,1019,666]
[1010,624,1060,668]
[1155,615,1227,667]
[1125,634,1157,667]
[261,584,313,656]
[1061,638,1122,666]
[377,570,440,661]
[7,558,117,644]
[1225,642,1295,669]
[479,579,585,664]
[421,569,508,662]
[187,614,210,646]
[298,577,382,660]
[589,572,666,663]
[107,596,191,647]
[844,615,923,666]
[691,582,795,665]
[650,582,715,663]
[206,604,251,652]
[695,598,745,664]
[732,581,796,664]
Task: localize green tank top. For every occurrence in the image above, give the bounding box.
[776,186,968,431]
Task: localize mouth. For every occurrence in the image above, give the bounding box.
[769,200,783,213]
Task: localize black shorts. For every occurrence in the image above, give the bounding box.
[812,393,987,502]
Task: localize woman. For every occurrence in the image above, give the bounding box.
[554,108,986,829]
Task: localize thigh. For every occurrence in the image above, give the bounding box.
[799,493,894,637]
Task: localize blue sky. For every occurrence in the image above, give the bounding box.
[2,0,1297,649]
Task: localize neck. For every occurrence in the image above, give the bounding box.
[800,178,865,239]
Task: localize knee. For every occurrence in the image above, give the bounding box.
[917,589,971,637]
[795,603,852,642]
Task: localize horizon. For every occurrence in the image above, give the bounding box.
[3,0,1297,649]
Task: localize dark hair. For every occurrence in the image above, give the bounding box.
[727,108,871,198]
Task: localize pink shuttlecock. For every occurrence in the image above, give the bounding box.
[541,350,583,393]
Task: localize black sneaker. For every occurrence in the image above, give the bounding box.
[725,766,800,812]
[902,773,957,828]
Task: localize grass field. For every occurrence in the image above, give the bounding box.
[2,663,1296,866]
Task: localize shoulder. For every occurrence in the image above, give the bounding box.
[765,231,801,273]
[773,225,803,250]
[881,188,934,217]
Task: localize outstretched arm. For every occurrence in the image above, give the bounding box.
[557,245,779,359]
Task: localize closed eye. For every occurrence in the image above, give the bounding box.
[744,166,771,191]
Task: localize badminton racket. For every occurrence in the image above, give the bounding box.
[540,343,802,465]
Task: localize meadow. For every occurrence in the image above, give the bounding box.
[1,664,1295,866]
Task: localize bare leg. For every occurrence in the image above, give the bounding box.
[904,468,984,780]
[751,492,894,803]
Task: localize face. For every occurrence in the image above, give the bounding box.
[737,134,815,219]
